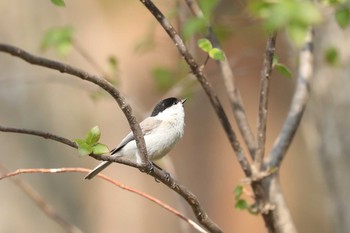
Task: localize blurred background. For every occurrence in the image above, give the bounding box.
[0,0,343,232]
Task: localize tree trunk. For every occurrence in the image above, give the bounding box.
[305,16,350,233]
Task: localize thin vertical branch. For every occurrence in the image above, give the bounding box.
[267,29,314,168]
[260,30,314,232]
[254,33,277,170]
[184,0,257,158]
[139,0,252,178]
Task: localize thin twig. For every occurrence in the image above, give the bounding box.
[82,154,220,233]
[267,29,314,168]
[0,167,208,233]
[0,125,77,148]
[0,165,83,233]
[139,0,252,180]
[0,43,149,167]
[254,33,277,171]
[184,0,257,158]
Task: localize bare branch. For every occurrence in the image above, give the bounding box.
[263,174,297,233]
[0,125,218,232]
[184,0,257,159]
[0,167,208,233]
[88,153,222,233]
[0,43,149,167]
[254,33,277,170]
[139,0,252,179]
[0,125,77,149]
[255,30,313,233]
[0,165,83,233]
[267,29,314,168]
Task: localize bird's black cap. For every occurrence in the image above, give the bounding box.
[151,97,184,116]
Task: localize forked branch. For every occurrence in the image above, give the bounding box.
[267,29,314,168]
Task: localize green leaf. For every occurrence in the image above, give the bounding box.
[75,139,93,156]
[262,0,293,31]
[85,126,101,145]
[41,26,74,56]
[92,143,109,154]
[234,185,244,199]
[287,23,308,46]
[211,25,234,42]
[108,56,118,73]
[106,56,119,85]
[74,139,85,146]
[152,67,176,91]
[51,0,65,7]
[249,0,321,45]
[335,7,350,29]
[209,48,225,61]
[322,0,342,5]
[197,38,213,52]
[293,1,322,26]
[198,0,220,21]
[182,17,207,39]
[268,166,279,174]
[325,46,339,66]
[275,63,292,78]
[273,56,292,78]
[235,199,249,210]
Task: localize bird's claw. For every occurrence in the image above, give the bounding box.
[146,162,154,174]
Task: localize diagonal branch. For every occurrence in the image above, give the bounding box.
[267,29,314,168]
[254,33,277,171]
[0,167,208,233]
[0,126,218,232]
[139,0,252,179]
[184,0,257,159]
[0,43,149,167]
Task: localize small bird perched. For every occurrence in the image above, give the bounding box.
[85,97,186,180]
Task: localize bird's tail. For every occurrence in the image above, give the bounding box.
[84,161,112,180]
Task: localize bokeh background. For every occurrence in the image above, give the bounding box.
[0,0,336,232]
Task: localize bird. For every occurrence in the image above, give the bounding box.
[85,97,186,180]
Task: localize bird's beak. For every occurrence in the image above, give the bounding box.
[181,98,187,104]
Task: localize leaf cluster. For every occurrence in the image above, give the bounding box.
[249,0,321,45]
[234,185,259,215]
[74,126,109,156]
[41,26,74,56]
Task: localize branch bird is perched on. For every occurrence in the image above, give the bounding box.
[85,97,186,180]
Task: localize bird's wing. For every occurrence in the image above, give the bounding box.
[110,117,162,155]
